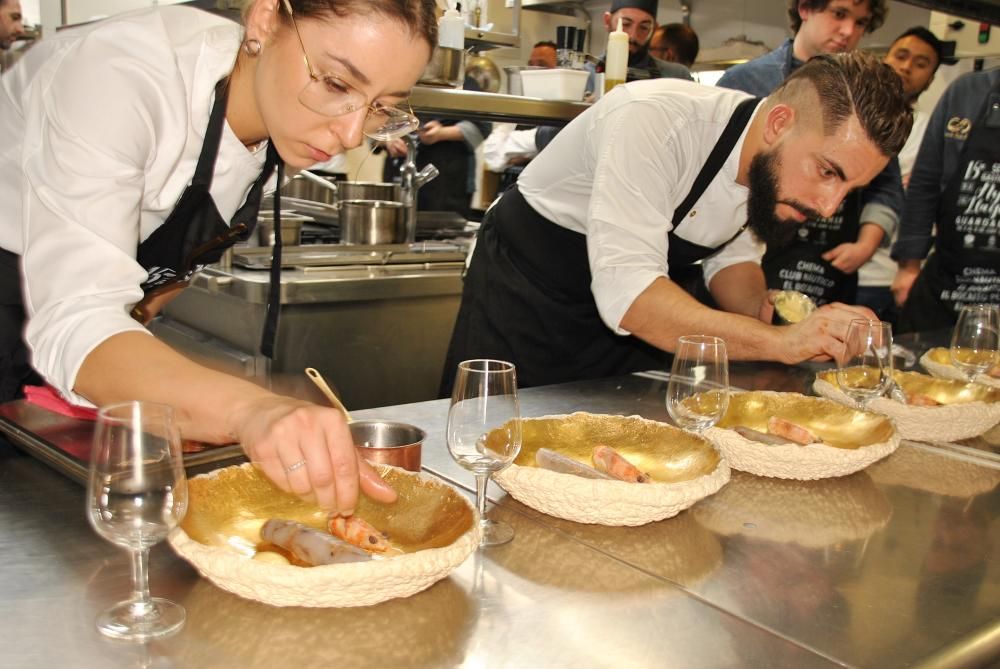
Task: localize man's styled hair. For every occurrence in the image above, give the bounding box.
[533,40,557,50]
[652,23,699,67]
[786,0,887,35]
[772,51,912,156]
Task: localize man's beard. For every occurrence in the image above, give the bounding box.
[746,148,823,247]
[628,41,650,66]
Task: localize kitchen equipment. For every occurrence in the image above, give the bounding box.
[420,46,465,88]
[465,54,501,93]
[503,65,545,96]
[281,173,339,205]
[256,214,306,247]
[335,181,401,202]
[349,420,426,472]
[281,176,401,207]
[305,367,353,422]
[339,199,407,245]
[519,68,589,101]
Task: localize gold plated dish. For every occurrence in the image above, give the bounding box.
[693,471,892,548]
[703,391,899,479]
[920,347,1000,388]
[814,369,1000,442]
[492,412,730,526]
[168,463,478,607]
[772,290,817,324]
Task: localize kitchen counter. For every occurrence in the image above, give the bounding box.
[2,350,999,668]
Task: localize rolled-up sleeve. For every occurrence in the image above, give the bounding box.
[20,34,184,403]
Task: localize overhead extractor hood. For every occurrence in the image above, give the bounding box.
[896,0,999,24]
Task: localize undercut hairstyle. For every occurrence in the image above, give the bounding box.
[786,0,886,35]
[771,51,912,156]
[276,0,438,50]
[534,40,558,50]
[653,23,699,67]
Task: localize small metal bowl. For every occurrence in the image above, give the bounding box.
[350,420,425,472]
[773,290,817,324]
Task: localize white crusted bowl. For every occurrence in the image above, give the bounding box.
[703,391,900,480]
[920,347,1000,388]
[692,470,892,547]
[493,412,730,526]
[168,463,479,607]
[814,369,1000,442]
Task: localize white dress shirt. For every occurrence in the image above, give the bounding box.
[517,79,763,334]
[0,6,270,403]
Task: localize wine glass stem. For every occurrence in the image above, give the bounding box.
[131,548,152,608]
[475,472,489,528]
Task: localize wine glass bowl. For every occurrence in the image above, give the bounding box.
[87,401,188,641]
[447,359,522,547]
[950,304,1000,382]
[837,319,894,407]
[666,335,730,433]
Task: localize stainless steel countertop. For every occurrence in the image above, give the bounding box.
[2,351,999,667]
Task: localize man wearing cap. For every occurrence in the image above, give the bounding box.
[585,0,691,96]
[892,67,1000,332]
[717,0,902,313]
[442,53,912,391]
[856,26,950,318]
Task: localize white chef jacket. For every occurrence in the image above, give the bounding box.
[0,6,271,403]
[517,78,764,335]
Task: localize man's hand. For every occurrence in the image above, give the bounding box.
[891,260,922,307]
[822,241,876,274]
[777,302,878,363]
[384,138,408,158]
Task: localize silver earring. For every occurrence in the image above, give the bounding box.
[243,39,263,56]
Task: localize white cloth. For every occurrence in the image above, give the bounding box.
[858,109,930,288]
[0,6,270,403]
[517,79,763,334]
[482,122,539,172]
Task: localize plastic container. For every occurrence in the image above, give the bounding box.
[605,17,628,92]
[519,68,589,101]
[438,6,464,49]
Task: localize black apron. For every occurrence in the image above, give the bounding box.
[441,97,760,392]
[0,79,282,402]
[898,79,1000,334]
[761,192,862,306]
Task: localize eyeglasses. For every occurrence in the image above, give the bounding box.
[280,0,419,141]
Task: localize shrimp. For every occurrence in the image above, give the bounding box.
[987,364,1000,379]
[733,425,794,446]
[328,515,391,553]
[536,448,614,480]
[908,393,942,407]
[591,444,650,483]
[766,416,820,446]
[260,519,372,566]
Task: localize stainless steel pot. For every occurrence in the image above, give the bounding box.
[281,176,400,206]
[339,200,407,245]
[420,46,465,88]
[256,213,309,247]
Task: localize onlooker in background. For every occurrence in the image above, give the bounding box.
[528,39,557,68]
[857,26,950,320]
[383,75,491,213]
[0,0,24,50]
[585,0,692,96]
[891,68,1000,332]
[484,42,560,191]
[718,0,901,311]
[650,22,699,69]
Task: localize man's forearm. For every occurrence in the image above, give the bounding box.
[708,262,769,318]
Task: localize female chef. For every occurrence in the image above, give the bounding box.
[0,0,436,514]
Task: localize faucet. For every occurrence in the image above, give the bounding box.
[399,134,439,243]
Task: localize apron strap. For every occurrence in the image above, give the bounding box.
[260,143,284,359]
[191,79,230,188]
[672,96,760,225]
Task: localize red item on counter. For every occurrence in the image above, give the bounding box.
[22,385,98,421]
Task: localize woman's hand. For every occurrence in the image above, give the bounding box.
[233,397,397,515]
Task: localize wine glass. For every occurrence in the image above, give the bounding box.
[666,335,730,433]
[87,401,189,641]
[837,319,894,407]
[446,359,522,547]
[950,304,1000,382]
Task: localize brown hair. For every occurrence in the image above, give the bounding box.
[786,0,887,35]
[273,0,438,49]
[773,51,912,156]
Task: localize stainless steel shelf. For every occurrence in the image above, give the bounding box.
[410,86,589,126]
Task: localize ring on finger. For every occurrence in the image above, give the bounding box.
[284,459,307,473]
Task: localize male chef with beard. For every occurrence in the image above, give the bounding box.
[441,52,912,392]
